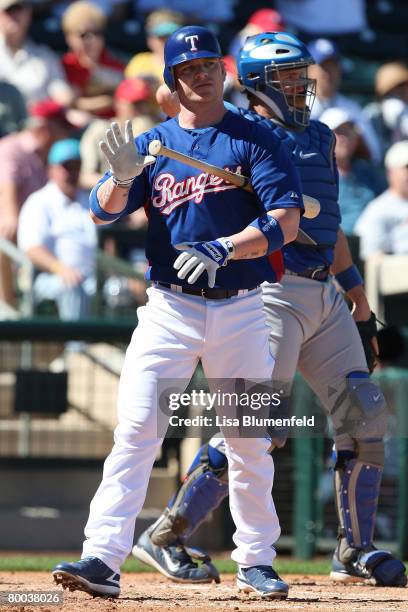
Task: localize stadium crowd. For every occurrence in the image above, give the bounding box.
[0,0,407,319]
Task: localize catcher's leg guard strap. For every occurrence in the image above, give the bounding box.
[149,443,229,546]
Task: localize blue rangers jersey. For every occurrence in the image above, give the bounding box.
[225,103,340,273]
[91,110,303,289]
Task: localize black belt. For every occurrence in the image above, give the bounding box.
[285,266,330,281]
[155,282,257,300]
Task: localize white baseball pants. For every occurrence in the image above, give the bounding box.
[82,285,279,573]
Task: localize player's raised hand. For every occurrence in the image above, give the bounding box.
[99,120,155,184]
[174,239,233,288]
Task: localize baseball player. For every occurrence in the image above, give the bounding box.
[133,32,407,589]
[52,26,304,600]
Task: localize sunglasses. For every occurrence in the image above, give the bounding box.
[76,30,104,40]
[5,2,30,14]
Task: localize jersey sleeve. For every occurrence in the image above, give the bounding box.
[247,124,303,214]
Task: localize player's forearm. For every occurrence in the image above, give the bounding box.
[230,208,300,260]
[229,226,268,259]
[346,284,372,321]
[332,227,367,293]
[332,229,373,319]
[331,228,354,275]
[90,178,130,225]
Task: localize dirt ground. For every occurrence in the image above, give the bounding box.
[1,572,408,612]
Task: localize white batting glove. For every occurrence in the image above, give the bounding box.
[99,120,155,185]
[174,238,234,288]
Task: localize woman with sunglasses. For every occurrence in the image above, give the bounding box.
[61,0,124,120]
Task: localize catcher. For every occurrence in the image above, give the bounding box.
[132,32,407,593]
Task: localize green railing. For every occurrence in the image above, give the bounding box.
[292,368,408,559]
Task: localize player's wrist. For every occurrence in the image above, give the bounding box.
[111,175,136,188]
[335,264,363,293]
[218,237,235,262]
[249,214,284,255]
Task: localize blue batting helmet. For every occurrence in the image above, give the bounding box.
[238,32,316,129]
[163,25,222,91]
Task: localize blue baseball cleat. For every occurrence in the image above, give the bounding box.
[330,543,407,587]
[237,565,289,599]
[52,557,120,597]
[132,529,220,583]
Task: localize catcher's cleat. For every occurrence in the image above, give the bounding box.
[330,543,407,587]
[132,529,220,583]
[52,557,120,597]
[237,565,289,599]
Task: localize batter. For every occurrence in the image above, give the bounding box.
[52,26,303,600]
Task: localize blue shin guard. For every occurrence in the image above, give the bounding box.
[332,446,406,586]
[149,443,229,546]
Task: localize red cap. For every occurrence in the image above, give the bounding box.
[29,99,69,122]
[115,79,151,103]
[223,55,237,78]
[248,9,285,32]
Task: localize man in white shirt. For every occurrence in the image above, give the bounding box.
[18,138,97,319]
[308,38,381,164]
[355,140,408,260]
[0,0,73,104]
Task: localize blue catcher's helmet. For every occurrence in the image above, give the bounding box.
[238,32,316,129]
[163,25,222,91]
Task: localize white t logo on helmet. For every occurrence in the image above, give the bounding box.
[185,35,199,51]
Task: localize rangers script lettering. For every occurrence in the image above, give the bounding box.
[152,168,242,214]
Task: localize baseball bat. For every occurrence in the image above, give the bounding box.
[148,140,320,219]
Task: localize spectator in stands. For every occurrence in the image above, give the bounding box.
[34,0,128,20]
[228,8,285,59]
[320,107,384,234]
[133,0,235,24]
[61,1,124,120]
[0,79,27,137]
[274,0,367,39]
[307,38,381,163]
[355,140,408,259]
[0,99,72,306]
[18,139,97,320]
[125,9,184,87]
[29,2,129,56]
[364,62,408,157]
[0,0,73,105]
[79,77,158,189]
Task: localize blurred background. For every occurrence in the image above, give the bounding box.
[0,0,407,560]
